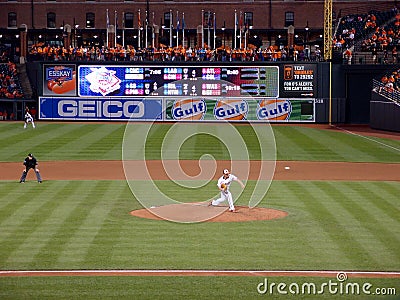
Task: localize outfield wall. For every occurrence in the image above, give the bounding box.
[39,97,318,122]
[370,91,400,132]
[33,62,343,123]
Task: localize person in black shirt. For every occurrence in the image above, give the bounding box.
[19,153,42,183]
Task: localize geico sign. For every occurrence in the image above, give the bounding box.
[58,100,144,118]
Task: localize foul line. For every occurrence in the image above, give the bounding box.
[0,270,399,278]
[333,125,400,153]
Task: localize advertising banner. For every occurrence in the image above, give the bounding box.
[165,98,314,122]
[280,63,317,98]
[43,64,77,96]
[39,97,163,121]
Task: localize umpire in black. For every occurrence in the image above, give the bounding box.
[19,153,42,183]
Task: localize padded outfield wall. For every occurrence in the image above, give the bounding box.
[25,62,349,123]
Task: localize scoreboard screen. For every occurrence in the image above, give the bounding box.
[78,65,279,98]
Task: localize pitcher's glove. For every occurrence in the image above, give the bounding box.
[220,183,228,194]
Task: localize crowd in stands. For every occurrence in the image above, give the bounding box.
[0,47,13,63]
[0,107,14,120]
[28,44,323,62]
[334,6,400,64]
[0,61,24,99]
[378,68,400,93]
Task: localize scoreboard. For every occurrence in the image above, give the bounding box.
[78,65,280,98]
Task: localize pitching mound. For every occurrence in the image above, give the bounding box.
[130,204,288,223]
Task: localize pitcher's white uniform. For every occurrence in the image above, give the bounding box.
[211,169,244,212]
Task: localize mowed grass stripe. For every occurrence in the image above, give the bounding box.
[29,125,107,160]
[143,123,171,160]
[77,125,125,160]
[285,127,348,161]
[370,181,400,206]
[28,181,109,269]
[342,182,400,251]
[273,127,311,160]
[277,181,353,269]
[0,276,399,300]
[312,181,399,269]
[0,181,74,267]
[0,182,56,241]
[0,122,58,142]
[57,181,120,267]
[0,123,18,139]
[303,129,377,162]
[236,125,264,160]
[1,123,400,162]
[43,124,104,159]
[290,181,376,269]
[84,183,134,268]
[367,182,400,224]
[343,182,400,227]
[0,124,84,162]
[271,182,339,266]
[0,182,24,211]
[4,182,90,269]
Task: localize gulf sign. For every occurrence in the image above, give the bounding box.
[257,99,292,121]
[214,99,248,120]
[171,98,207,120]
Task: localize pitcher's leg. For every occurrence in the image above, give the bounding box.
[226,192,235,211]
[211,192,227,206]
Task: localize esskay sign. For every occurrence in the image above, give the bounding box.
[39,97,162,120]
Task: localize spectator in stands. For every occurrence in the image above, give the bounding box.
[0,61,24,99]
[344,48,353,64]
[372,47,378,64]
[392,47,398,63]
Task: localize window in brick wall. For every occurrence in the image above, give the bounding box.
[244,12,253,27]
[164,11,172,28]
[285,11,294,27]
[203,11,213,28]
[124,12,134,28]
[86,12,95,28]
[8,12,17,27]
[47,12,56,28]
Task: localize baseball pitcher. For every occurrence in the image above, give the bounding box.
[209,169,245,212]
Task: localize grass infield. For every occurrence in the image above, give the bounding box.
[0,122,399,299]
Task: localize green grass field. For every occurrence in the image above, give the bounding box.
[0,122,399,299]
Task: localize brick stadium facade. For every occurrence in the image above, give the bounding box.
[0,0,397,57]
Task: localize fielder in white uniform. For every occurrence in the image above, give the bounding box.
[24,111,35,129]
[210,169,245,212]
